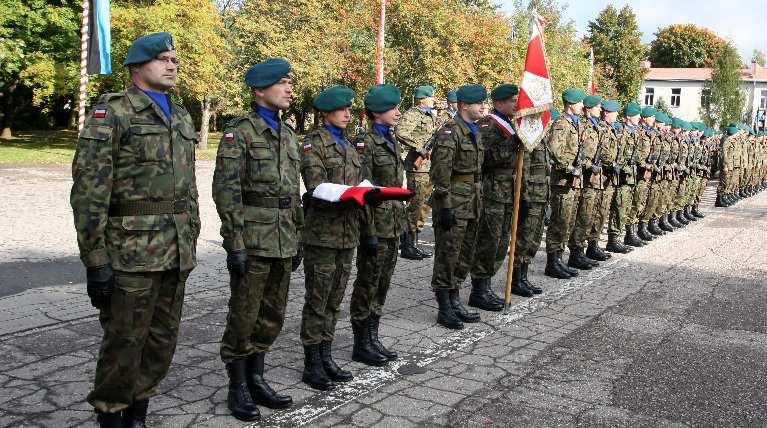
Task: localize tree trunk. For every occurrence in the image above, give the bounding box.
[212,110,217,132]
[199,97,211,150]
[0,127,11,139]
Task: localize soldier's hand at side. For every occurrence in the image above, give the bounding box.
[226,249,248,276]
[590,164,601,173]
[439,208,457,231]
[86,264,114,309]
[361,236,379,256]
[292,243,303,272]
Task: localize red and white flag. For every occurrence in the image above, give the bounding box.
[312,180,414,206]
[587,47,597,95]
[514,13,554,152]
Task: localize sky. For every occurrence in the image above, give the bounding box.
[499,0,766,64]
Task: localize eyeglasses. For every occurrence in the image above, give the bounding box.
[155,56,180,65]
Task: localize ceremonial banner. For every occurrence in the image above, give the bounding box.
[312,180,413,206]
[87,0,112,75]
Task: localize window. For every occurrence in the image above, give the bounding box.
[701,89,711,108]
[670,88,681,107]
[644,87,655,106]
[760,90,767,109]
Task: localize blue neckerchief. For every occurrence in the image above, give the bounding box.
[422,106,434,115]
[641,123,655,133]
[324,124,347,149]
[255,104,280,132]
[447,108,457,118]
[492,109,511,125]
[625,123,636,133]
[588,116,598,127]
[372,123,395,152]
[566,113,579,126]
[459,115,478,136]
[142,89,171,119]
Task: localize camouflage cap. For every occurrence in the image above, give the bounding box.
[601,99,620,112]
[583,95,603,108]
[446,89,458,103]
[123,32,175,66]
[624,102,641,117]
[414,85,435,99]
[640,106,657,118]
[245,58,291,88]
[490,84,519,101]
[562,88,586,104]
[364,84,401,113]
[456,84,487,103]
[313,85,355,112]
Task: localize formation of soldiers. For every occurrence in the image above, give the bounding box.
[70,33,767,427]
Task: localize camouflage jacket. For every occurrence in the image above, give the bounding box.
[430,116,484,219]
[521,133,551,203]
[638,125,660,178]
[70,86,200,272]
[358,129,407,239]
[677,136,690,173]
[395,106,439,172]
[580,117,601,189]
[478,113,518,203]
[618,125,638,185]
[658,132,674,180]
[212,110,303,258]
[301,126,364,249]
[598,120,621,186]
[548,115,582,188]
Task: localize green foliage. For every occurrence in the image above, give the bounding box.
[648,24,729,68]
[753,49,766,68]
[700,43,744,130]
[654,97,671,116]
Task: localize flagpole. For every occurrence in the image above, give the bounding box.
[374,0,386,84]
[78,0,90,134]
[503,145,525,307]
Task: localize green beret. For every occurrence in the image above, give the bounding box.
[623,102,641,117]
[313,85,355,112]
[123,32,175,66]
[654,111,667,123]
[681,121,692,131]
[414,85,434,99]
[703,128,713,138]
[641,107,657,118]
[245,58,291,88]
[690,121,703,131]
[562,88,586,104]
[456,84,487,103]
[364,84,401,113]
[726,126,738,135]
[583,95,602,108]
[491,84,519,101]
[446,89,458,103]
[550,108,560,121]
[601,100,620,112]
[727,122,739,128]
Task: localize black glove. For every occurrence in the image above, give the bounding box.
[292,242,304,272]
[361,236,379,256]
[86,264,114,309]
[439,208,457,231]
[363,189,383,207]
[226,249,248,276]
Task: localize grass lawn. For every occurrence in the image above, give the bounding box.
[0,131,222,165]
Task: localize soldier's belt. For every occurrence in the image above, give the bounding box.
[109,199,189,216]
[243,193,294,209]
[451,174,476,183]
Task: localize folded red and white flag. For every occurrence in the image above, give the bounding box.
[312,180,414,206]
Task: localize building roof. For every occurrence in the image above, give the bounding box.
[644,64,767,82]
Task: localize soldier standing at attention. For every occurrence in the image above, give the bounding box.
[544,88,586,279]
[70,33,200,428]
[430,84,487,329]
[300,86,361,391]
[440,89,459,123]
[396,85,438,260]
[618,103,645,247]
[350,84,406,366]
[634,107,658,242]
[212,58,300,421]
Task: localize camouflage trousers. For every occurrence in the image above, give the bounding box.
[351,237,398,321]
[643,180,665,222]
[406,172,433,233]
[88,269,189,413]
[630,179,650,225]
[675,178,688,210]
[470,199,513,280]
[513,200,547,265]
[696,176,708,204]
[220,256,291,363]
[685,176,699,205]
[588,185,613,242]
[717,170,729,196]
[432,216,479,291]
[662,179,678,214]
[300,245,354,345]
[608,185,634,235]
[545,186,580,254]
[569,187,600,249]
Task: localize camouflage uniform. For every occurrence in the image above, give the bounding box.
[589,121,619,243]
[350,128,407,321]
[608,124,636,237]
[396,106,439,232]
[546,115,582,255]
[300,126,363,345]
[430,117,484,290]
[568,116,601,251]
[664,132,681,218]
[645,129,671,223]
[213,109,303,362]
[630,125,654,226]
[514,134,550,265]
[71,86,200,413]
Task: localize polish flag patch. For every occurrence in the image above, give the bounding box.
[92,109,107,119]
[303,143,312,152]
[312,180,414,206]
[356,141,365,152]
[223,132,235,142]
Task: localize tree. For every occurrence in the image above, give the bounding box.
[753,49,766,68]
[585,5,647,105]
[648,24,729,68]
[654,97,671,116]
[700,43,744,130]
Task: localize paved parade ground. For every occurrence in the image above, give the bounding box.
[0,162,765,427]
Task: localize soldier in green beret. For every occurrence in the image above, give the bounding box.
[671,120,692,227]
[430,84,487,329]
[439,89,459,123]
[644,112,672,236]
[70,32,200,427]
[349,84,405,366]
[691,127,714,217]
[212,58,299,420]
[396,85,438,260]
[633,106,659,241]
[608,102,644,250]
[544,88,586,279]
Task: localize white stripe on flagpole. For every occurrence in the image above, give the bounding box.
[375,0,386,84]
[78,0,89,134]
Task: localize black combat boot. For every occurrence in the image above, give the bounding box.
[246,353,292,409]
[666,212,681,228]
[511,263,543,294]
[691,205,705,218]
[567,247,594,270]
[606,234,633,253]
[122,399,148,428]
[510,265,533,297]
[624,225,644,247]
[450,289,481,322]
[468,278,504,311]
[715,194,727,207]
[351,319,388,367]
[319,341,353,382]
[637,222,655,241]
[658,215,674,232]
[545,251,574,279]
[675,210,689,225]
[581,247,601,266]
[399,232,424,260]
[634,224,648,245]
[302,345,334,391]
[226,360,260,421]
[435,289,463,330]
[369,316,397,361]
[96,411,122,428]
[684,206,697,221]
[558,250,580,276]
[413,231,433,258]
[586,240,610,261]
